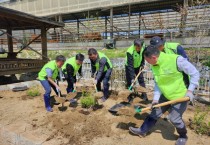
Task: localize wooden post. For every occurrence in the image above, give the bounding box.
[41,27,47,60]
[7,28,13,53]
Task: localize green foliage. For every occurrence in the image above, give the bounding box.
[191,107,210,135]
[80,95,96,108]
[203,56,210,67]
[8,48,127,60]
[26,87,41,97]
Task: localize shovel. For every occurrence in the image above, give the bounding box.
[118,69,145,98]
[56,89,66,110]
[135,97,190,113]
[94,84,103,99]
[116,97,190,116]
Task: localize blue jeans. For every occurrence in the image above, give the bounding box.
[40,80,58,98]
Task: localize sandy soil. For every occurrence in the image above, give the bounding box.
[0,83,209,145]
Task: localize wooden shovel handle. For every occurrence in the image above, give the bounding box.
[141,97,190,113]
[130,70,143,88]
[94,84,98,92]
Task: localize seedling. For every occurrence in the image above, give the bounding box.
[26,87,41,97]
[80,95,96,108]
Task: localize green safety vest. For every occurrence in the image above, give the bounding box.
[62,57,81,76]
[164,42,180,54]
[38,60,59,81]
[95,52,112,72]
[125,44,145,68]
[151,52,187,100]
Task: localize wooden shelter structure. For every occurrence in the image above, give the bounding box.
[0,6,64,76]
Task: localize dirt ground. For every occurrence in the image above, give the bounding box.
[0,83,209,145]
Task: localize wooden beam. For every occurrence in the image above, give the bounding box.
[41,27,47,60]
[7,28,13,53]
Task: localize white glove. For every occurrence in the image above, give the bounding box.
[185,91,195,104]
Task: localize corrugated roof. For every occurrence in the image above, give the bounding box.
[0,6,64,30]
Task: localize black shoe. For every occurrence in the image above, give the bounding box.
[53,102,60,105]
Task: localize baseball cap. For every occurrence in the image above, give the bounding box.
[150,36,165,47]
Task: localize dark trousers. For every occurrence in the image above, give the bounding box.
[96,68,112,98]
[149,95,187,132]
[125,66,146,88]
[66,75,76,93]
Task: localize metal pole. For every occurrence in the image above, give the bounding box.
[128,4,131,38]
[59,15,63,42]
[105,16,107,39]
[110,8,113,39]
[139,12,141,38]
[180,0,188,37]
[77,19,80,39]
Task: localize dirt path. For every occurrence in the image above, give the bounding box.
[0,84,209,145]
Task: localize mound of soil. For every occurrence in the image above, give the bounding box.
[0,83,209,145]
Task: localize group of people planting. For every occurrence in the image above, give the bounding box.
[38,36,200,145]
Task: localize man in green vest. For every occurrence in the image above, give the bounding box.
[129,45,200,145]
[150,36,188,59]
[62,53,84,93]
[38,55,66,112]
[88,48,112,102]
[125,39,148,101]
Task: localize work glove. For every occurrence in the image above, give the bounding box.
[185,91,195,105]
[91,73,95,78]
[79,73,83,77]
[94,80,98,85]
[140,66,144,71]
[56,87,60,94]
[150,100,159,109]
[131,79,136,86]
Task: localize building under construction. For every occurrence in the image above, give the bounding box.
[0,0,210,50]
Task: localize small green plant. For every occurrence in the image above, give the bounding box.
[191,107,210,135]
[80,95,96,108]
[26,87,41,97]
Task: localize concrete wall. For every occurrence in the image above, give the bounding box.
[27,37,210,50]
[2,37,210,51]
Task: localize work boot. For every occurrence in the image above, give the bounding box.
[129,116,157,137]
[129,127,147,137]
[141,93,148,101]
[176,127,188,145]
[101,96,107,102]
[46,106,53,112]
[175,138,188,145]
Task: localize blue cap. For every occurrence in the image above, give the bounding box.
[150,36,165,47]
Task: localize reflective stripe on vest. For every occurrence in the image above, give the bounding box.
[125,44,145,68]
[95,52,112,72]
[151,52,187,100]
[62,57,81,76]
[38,60,58,81]
[164,42,180,54]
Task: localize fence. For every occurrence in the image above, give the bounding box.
[77,58,210,100]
